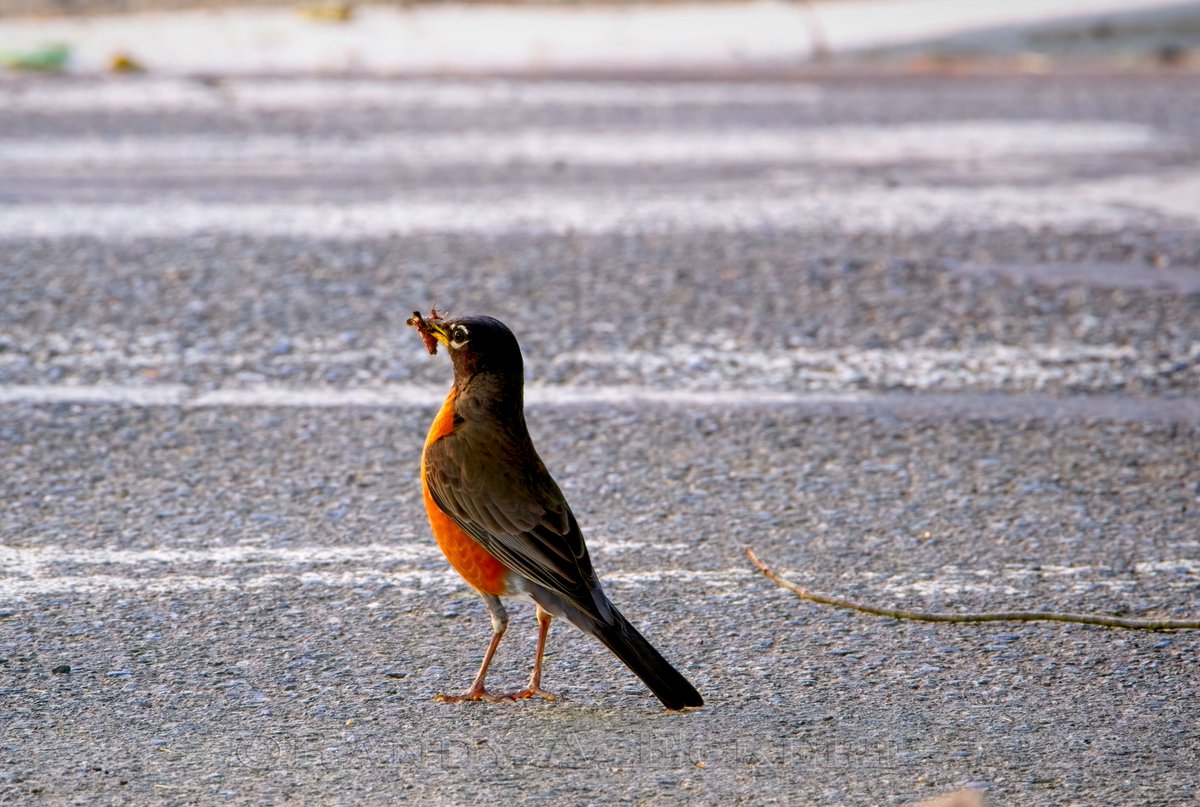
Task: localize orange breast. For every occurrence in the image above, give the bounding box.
[421,387,511,596]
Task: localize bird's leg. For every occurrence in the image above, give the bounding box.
[435,594,507,703]
[500,603,558,701]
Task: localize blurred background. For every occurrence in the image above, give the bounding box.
[2,0,1200,72]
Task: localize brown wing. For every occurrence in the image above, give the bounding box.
[423,421,605,616]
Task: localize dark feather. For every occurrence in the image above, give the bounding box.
[423,419,604,616]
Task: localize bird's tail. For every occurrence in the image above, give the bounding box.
[590,606,703,711]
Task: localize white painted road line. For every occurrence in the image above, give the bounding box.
[0,383,193,406]
[2,340,1194,396]
[877,558,1200,599]
[0,122,1165,167]
[0,78,825,112]
[550,342,1159,391]
[2,542,1193,599]
[0,383,839,408]
[0,542,740,598]
[2,384,1199,422]
[1083,170,1200,226]
[0,184,1164,240]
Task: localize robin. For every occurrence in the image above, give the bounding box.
[407,311,703,711]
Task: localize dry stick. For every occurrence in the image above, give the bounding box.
[745,547,1200,632]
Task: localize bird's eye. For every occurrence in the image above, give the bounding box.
[450,325,469,348]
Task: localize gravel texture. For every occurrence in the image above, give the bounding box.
[2,405,1198,805]
[1,71,1199,805]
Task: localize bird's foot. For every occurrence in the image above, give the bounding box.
[434,686,503,704]
[498,687,558,702]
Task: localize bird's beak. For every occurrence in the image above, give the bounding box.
[424,321,451,347]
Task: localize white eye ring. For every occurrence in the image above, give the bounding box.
[449,325,469,350]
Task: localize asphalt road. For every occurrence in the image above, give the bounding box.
[2,72,1199,806]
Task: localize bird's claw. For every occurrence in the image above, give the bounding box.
[498,687,558,702]
[434,687,558,704]
[434,687,504,704]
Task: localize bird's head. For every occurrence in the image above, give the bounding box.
[408,312,524,383]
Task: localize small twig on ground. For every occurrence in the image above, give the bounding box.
[745,547,1200,632]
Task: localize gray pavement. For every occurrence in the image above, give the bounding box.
[1,72,1199,805]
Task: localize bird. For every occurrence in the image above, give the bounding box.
[407,311,703,711]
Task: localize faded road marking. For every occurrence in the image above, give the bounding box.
[0,185,1163,240]
[0,78,823,112]
[0,542,730,599]
[2,384,1199,422]
[3,543,1193,601]
[0,122,1164,167]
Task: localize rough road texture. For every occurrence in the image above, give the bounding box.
[1,73,1198,805]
